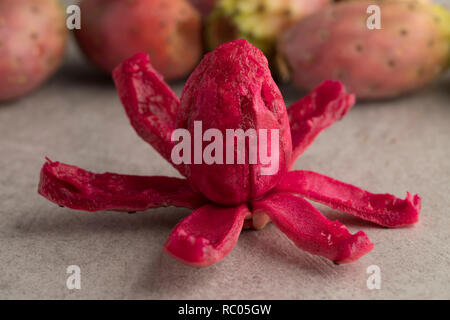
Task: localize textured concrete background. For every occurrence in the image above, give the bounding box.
[0,1,449,299]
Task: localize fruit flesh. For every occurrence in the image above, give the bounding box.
[179,39,292,205]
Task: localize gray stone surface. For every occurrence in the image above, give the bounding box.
[1,5,449,299]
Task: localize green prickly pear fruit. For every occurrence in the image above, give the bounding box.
[206,0,330,60]
[278,1,450,100]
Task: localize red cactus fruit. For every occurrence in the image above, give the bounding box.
[0,0,68,101]
[277,1,450,99]
[38,40,421,267]
[74,0,203,81]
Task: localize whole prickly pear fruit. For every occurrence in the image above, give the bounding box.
[0,0,68,102]
[206,0,330,59]
[75,0,203,81]
[278,1,450,99]
[335,0,429,3]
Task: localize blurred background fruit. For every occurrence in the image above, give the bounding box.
[189,0,218,17]
[205,0,330,60]
[278,0,450,99]
[0,0,68,102]
[1,0,448,102]
[335,0,430,3]
[74,0,203,82]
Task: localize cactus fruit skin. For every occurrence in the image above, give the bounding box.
[335,0,429,3]
[39,159,208,212]
[75,0,202,81]
[206,0,330,59]
[278,1,450,100]
[179,39,292,205]
[0,0,68,102]
[164,203,250,267]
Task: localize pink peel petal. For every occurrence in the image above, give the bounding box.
[277,170,420,228]
[253,192,374,264]
[112,52,186,176]
[38,159,207,212]
[288,80,355,167]
[164,204,249,267]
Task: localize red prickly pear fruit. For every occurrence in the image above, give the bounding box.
[0,0,68,102]
[335,0,430,3]
[278,1,450,100]
[178,39,292,205]
[188,0,218,17]
[75,0,203,81]
[205,0,330,60]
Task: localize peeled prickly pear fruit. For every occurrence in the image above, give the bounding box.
[0,0,68,102]
[278,1,450,100]
[206,0,330,59]
[75,0,203,81]
[179,39,292,205]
